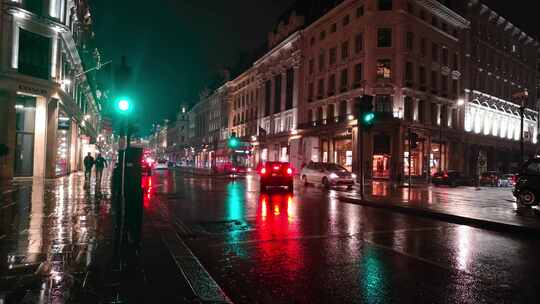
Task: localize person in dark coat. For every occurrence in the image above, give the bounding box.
[83,152,95,183]
[95,153,108,186]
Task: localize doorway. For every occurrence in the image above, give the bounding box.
[14,95,36,177]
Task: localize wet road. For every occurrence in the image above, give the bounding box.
[148,170,540,304]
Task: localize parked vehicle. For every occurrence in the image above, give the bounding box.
[513,158,540,206]
[259,162,294,192]
[154,159,168,170]
[479,171,501,186]
[300,162,356,189]
[497,174,516,187]
[432,171,471,187]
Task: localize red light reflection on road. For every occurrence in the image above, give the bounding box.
[255,192,302,283]
[142,175,154,209]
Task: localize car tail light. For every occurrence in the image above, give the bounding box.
[273,165,280,171]
[286,167,293,175]
[260,167,267,175]
[232,167,237,172]
[443,173,448,178]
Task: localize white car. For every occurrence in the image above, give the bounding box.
[300,162,356,189]
[154,160,168,170]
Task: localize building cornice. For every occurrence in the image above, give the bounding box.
[415,0,470,29]
[471,0,540,48]
[4,5,69,33]
[254,31,301,67]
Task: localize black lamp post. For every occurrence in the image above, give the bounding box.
[513,90,528,165]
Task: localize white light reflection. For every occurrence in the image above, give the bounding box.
[456,226,472,271]
[328,190,339,234]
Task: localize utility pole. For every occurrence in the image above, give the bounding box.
[439,104,443,173]
[408,128,412,188]
[513,90,528,165]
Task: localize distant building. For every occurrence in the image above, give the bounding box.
[170,0,540,179]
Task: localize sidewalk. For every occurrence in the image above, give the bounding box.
[0,172,114,303]
[340,181,540,233]
[0,171,196,303]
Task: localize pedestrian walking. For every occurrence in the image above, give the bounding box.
[84,152,95,184]
[95,153,108,187]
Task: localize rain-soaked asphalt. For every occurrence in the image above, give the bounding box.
[147,170,540,304]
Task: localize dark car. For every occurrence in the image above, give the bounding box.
[513,158,540,207]
[259,162,294,192]
[432,171,471,187]
[479,171,501,186]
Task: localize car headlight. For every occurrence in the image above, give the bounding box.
[329,173,339,179]
[351,173,357,179]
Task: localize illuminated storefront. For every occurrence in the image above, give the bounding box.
[403,140,424,177]
[464,92,538,145]
[334,137,353,172]
[372,134,391,179]
[55,114,71,176]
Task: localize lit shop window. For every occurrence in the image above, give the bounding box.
[376,59,391,79]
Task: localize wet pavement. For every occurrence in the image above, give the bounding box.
[0,171,196,303]
[2,170,540,303]
[146,171,540,303]
[0,173,111,303]
[340,181,540,231]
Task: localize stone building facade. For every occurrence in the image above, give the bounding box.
[298,0,470,180]
[0,0,103,180]
[253,28,303,169]
[459,0,539,176]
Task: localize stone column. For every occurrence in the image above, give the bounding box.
[413,98,419,122]
[269,75,275,133]
[280,70,286,133]
[329,138,335,163]
[292,65,300,109]
[33,96,48,178]
[45,98,58,178]
[281,70,286,114]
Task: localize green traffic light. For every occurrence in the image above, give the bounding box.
[363,112,375,124]
[228,137,239,148]
[116,97,131,113]
[118,99,130,111]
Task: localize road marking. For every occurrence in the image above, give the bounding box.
[150,197,232,303]
[161,228,233,304]
[202,225,445,248]
[362,238,473,275]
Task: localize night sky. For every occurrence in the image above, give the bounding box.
[92,0,295,132]
[91,0,538,133]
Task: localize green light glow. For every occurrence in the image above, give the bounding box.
[363,112,375,123]
[117,99,130,112]
[228,137,240,148]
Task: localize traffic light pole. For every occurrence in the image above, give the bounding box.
[520,104,524,165]
[408,128,412,190]
[359,127,365,200]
